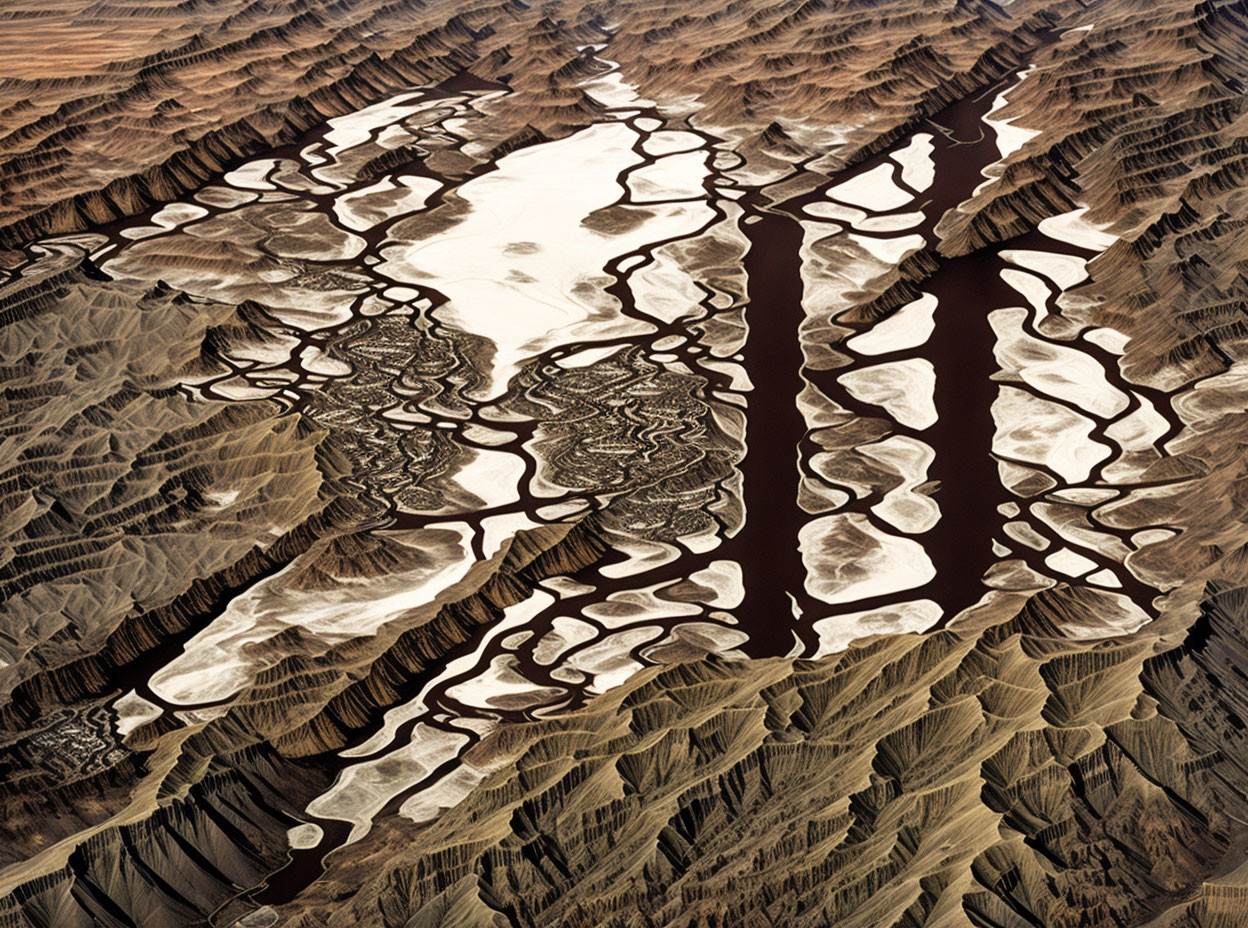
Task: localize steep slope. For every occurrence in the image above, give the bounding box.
[259,579,1248,928]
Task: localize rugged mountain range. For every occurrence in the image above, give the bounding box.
[3,1,1248,926]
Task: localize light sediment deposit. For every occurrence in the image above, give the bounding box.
[3,1,1248,926]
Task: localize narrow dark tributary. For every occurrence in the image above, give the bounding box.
[739,38,1058,636]
[732,198,817,652]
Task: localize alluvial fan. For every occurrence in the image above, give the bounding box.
[3,1,1248,926]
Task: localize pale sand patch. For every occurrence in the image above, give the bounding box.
[858,436,939,534]
[533,499,591,521]
[630,243,711,324]
[697,357,752,392]
[150,202,208,230]
[599,538,683,578]
[554,345,622,369]
[581,583,703,629]
[1047,488,1118,505]
[201,381,283,402]
[798,385,851,430]
[800,512,936,605]
[1105,395,1169,452]
[374,123,421,150]
[287,823,323,850]
[299,143,328,165]
[989,307,1128,418]
[798,219,896,321]
[889,133,935,191]
[837,358,937,429]
[1132,528,1176,547]
[628,150,709,202]
[1083,327,1131,354]
[270,160,336,196]
[639,622,750,661]
[1060,589,1150,638]
[378,122,714,398]
[538,576,596,599]
[118,225,164,241]
[334,176,442,232]
[1173,361,1248,426]
[799,473,853,514]
[1044,546,1098,577]
[203,489,241,510]
[321,91,446,156]
[1038,207,1118,252]
[224,158,278,191]
[992,385,1112,483]
[564,625,667,693]
[1000,268,1051,325]
[1003,520,1049,551]
[687,560,745,609]
[307,723,470,843]
[399,763,493,825]
[809,450,874,500]
[1086,568,1122,588]
[826,163,912,211]
[445,654,567,710]
[382,285,421,301]
[641,129,704,156]
[847,232,925,265]
[803,201,866,223]
[1000,249,1089,291]
[460,423,518,446]
[983,559,1054,592]
[533,616,599,665]
[113,691,162,737]
[481,513,540,562]
[581,64,653,108]
[446,448,525,510]
[298,345,352,377]
[846,293,937,356]
[618,254,647,274]
[854,212,925,233]
[810,599,941,658]
[195,186,257,209]
[983,66,1039,159]
[1093,485,1187,529]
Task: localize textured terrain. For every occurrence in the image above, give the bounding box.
[3,1,1248,926]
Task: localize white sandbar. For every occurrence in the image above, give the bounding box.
[837,359,937,429]
[846,293,937,356]
[826,164,913,211]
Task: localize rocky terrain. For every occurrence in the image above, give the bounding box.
[3,0,1248,926]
